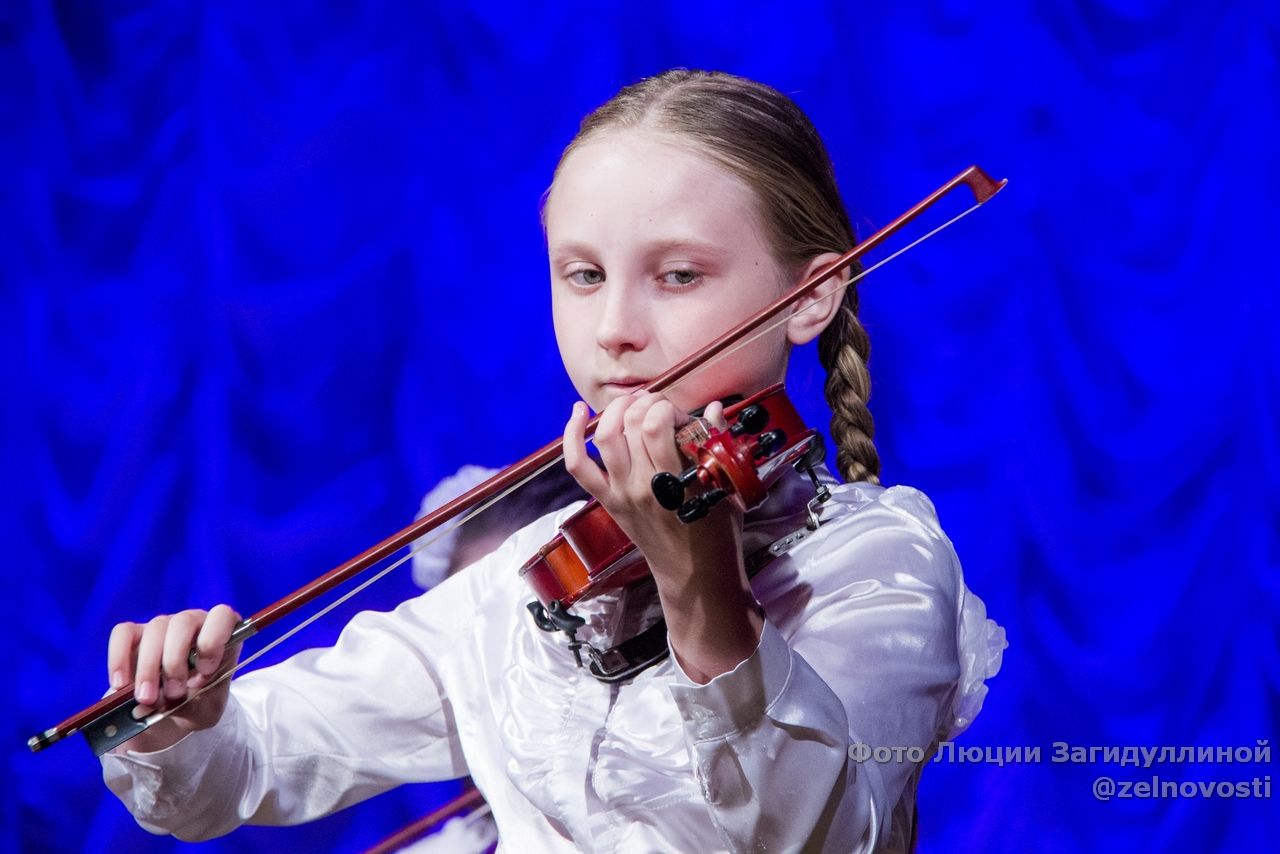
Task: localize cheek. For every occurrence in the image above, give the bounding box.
[551,300,589,370]
[660,279,774,356]
[550,289,574,339]
[666,326,790,407]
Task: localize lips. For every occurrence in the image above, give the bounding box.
[599,377,652,396]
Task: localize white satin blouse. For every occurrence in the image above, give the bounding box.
[102,473,1005,852]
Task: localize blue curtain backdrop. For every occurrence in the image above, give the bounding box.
[4,2,1277,851]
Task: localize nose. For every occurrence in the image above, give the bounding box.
[595,281,648,355]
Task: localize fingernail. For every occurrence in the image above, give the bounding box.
[110,670,124,690]
[131,704,150,720]
[138,680,155,705]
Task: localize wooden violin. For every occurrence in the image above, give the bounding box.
[28,165,1005,754]
[520,383,828,681]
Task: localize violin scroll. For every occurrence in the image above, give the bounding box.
[650,401,773,512]
[651,385,818,523]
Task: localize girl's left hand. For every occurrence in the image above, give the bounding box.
[562,392,764,682]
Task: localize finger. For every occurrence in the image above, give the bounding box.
[639,398,684,475]
[623,393,667,467]
[592,395,634,483]
[704,400,728,430]
[193,604,241,682]
[133,616,170,708]
[107,622,142,690]
[563,402,608,496]
[616,394,665,502]
[622,392,664,469]
[161,610,205,700]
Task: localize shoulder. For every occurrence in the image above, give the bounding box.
[755,481,1005,740]
[825,481,947,538]
[750,481,965,651]
[805,482,961,594]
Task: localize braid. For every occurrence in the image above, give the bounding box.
[818,279,881,484]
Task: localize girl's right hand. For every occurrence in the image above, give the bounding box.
[106,604,243,753]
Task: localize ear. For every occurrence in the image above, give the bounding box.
[784,252,847,346]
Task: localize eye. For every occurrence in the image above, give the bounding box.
[661,269,700,288]
[567,268,605,287]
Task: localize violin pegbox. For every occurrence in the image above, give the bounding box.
[650,403,766,516]
[650,384,822,524]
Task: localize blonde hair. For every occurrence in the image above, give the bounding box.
[552,69,880,484]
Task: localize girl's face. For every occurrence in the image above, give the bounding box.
[544,131,794,414]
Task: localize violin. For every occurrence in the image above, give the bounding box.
[521,383,829,681]
[28,165,1005,756]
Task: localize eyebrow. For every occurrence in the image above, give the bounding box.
[548,238,732,263]
[643,238,732,260]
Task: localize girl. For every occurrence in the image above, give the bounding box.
[102,69,1005,852]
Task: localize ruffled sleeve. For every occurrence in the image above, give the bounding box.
[948,581,1006,739]
[664,482,1006,852]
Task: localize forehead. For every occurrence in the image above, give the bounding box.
[544,130,770,251]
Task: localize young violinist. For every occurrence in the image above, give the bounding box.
[101,69,1005,851]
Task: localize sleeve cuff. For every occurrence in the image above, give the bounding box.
[101,698,246,826]
[666,619,794,741]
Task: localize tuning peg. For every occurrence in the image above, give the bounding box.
[753,429,786,460]
[798,433,826,468]
[676,488,728,523]
[651,465,702,511]
[729,404,769,436]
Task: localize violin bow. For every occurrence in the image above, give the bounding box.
[29,165,1005,754]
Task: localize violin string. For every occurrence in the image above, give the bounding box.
[128,197,986,734]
